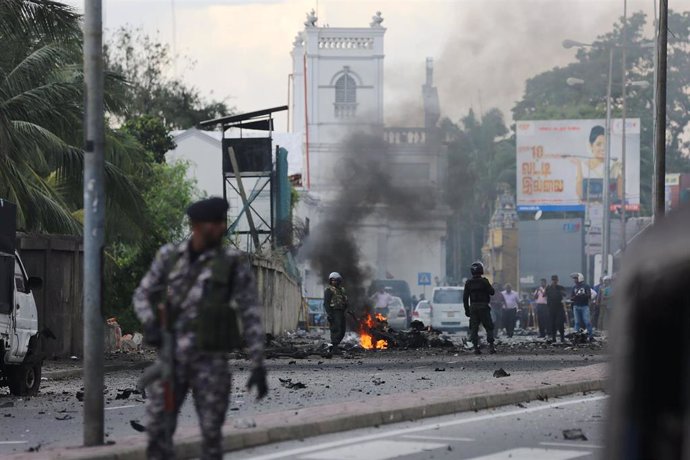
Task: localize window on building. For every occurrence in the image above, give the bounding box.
[335,73,357,118]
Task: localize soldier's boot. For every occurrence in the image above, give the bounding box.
[489,343,496,354]
[473,345,482,355]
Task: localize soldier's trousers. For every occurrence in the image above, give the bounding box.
[469,304,494,347]
[328,309,346,346]
[146,351,230,460]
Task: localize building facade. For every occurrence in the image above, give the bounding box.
[290,11,449,299]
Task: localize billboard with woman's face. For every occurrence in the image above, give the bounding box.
[516,119,640,212]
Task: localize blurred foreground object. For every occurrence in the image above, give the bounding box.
[607,205,690,459]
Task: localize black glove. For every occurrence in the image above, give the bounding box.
[246,367,268,400]
[143,322,162,348]
[464,308,470,318]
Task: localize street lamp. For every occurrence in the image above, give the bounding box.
[565,74,651,278]
[561,41,614,278]
[563,36,653,278]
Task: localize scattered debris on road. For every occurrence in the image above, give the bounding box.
[279,378,307,390]
[493,368,511,378]
[563,428,588,441]
[115,388,139,400]
[130,420,146,432]
[55,414,72,421]
[0,401,14,408]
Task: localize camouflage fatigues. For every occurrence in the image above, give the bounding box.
[133,242,264,460]
[324,285,347,346]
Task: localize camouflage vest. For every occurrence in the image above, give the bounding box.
[165,248,243,353]
[327,285,347,310]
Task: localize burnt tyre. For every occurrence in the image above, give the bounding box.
[8,362,41,396]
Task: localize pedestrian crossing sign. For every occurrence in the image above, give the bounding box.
[418,272,432,286]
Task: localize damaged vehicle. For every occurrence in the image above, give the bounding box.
[0,200,44,396]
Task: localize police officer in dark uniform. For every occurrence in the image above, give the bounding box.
[324,272,348,351]
[463,262,496,354]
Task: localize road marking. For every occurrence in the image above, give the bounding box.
[299,440,446,460]
[0,441,28,445]
[243,395,608,460]
[104,404,139,411]
[467,447,589,459]
[401,434,474,442]
[540,442,604,449]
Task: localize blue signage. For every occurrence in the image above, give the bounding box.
[418,272,432,286]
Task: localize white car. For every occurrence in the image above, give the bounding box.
[430,286,467,332]
[383,296,408,330]
[411,300,432,326]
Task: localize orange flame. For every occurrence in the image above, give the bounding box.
[359,313,388,350]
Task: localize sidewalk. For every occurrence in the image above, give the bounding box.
[42,352,155,380]
[8,362,607,460]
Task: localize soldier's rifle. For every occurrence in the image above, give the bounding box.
[137,288,176,444]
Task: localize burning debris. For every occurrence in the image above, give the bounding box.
[357,313,390,350]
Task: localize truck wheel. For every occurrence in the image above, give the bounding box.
[8,362,41,396]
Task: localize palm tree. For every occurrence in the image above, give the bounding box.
[0,0,147,234]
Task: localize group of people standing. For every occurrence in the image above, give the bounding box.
[488,273,607,343]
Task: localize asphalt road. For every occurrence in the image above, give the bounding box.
[0,340,606,456]
[227,393,607,460]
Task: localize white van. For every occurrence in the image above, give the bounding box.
[0,249,43,396]
[430,286,466,332]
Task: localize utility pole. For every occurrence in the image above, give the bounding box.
[602,47,614,277]
[654,0,668,220]
[83,0,105,446]
[620,0,628,250]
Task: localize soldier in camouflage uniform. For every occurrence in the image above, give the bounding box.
[323,272,348,350]
[133,197,268,460]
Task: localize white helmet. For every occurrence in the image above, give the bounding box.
[328,272,342,281]
[570,272,584,283]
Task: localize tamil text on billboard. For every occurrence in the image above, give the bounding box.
[516,119,641,212]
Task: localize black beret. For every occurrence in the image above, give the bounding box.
[186,197,228,222]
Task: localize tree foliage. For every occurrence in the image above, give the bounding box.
[513,10,690,213]
[105,26,231,130]
[443,108,515,282]
[0,0,146,233]
[106,160,197,333]
[121,115,176,163]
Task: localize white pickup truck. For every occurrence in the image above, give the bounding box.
[0,201,44,396]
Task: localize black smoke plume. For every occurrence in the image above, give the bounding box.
[301,130,438,310]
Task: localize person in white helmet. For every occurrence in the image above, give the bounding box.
[570,272,594,341]
[324,272,348,350]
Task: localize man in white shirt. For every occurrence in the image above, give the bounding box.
[501,284,520,338]
[533,278,549,338]
[370,287,392,314]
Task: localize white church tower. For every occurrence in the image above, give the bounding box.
[290,11,449,300]
[291,10,386,190]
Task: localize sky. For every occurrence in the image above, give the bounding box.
[65,0,679,127]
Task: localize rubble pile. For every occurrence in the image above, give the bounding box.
[262,319,456,359]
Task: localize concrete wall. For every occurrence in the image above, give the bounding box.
[16,233,301,356]
[16,234,83,358]
[251,256,302,335]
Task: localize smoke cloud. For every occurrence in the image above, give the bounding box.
[300,130,439,309]
[384,0,652,124]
